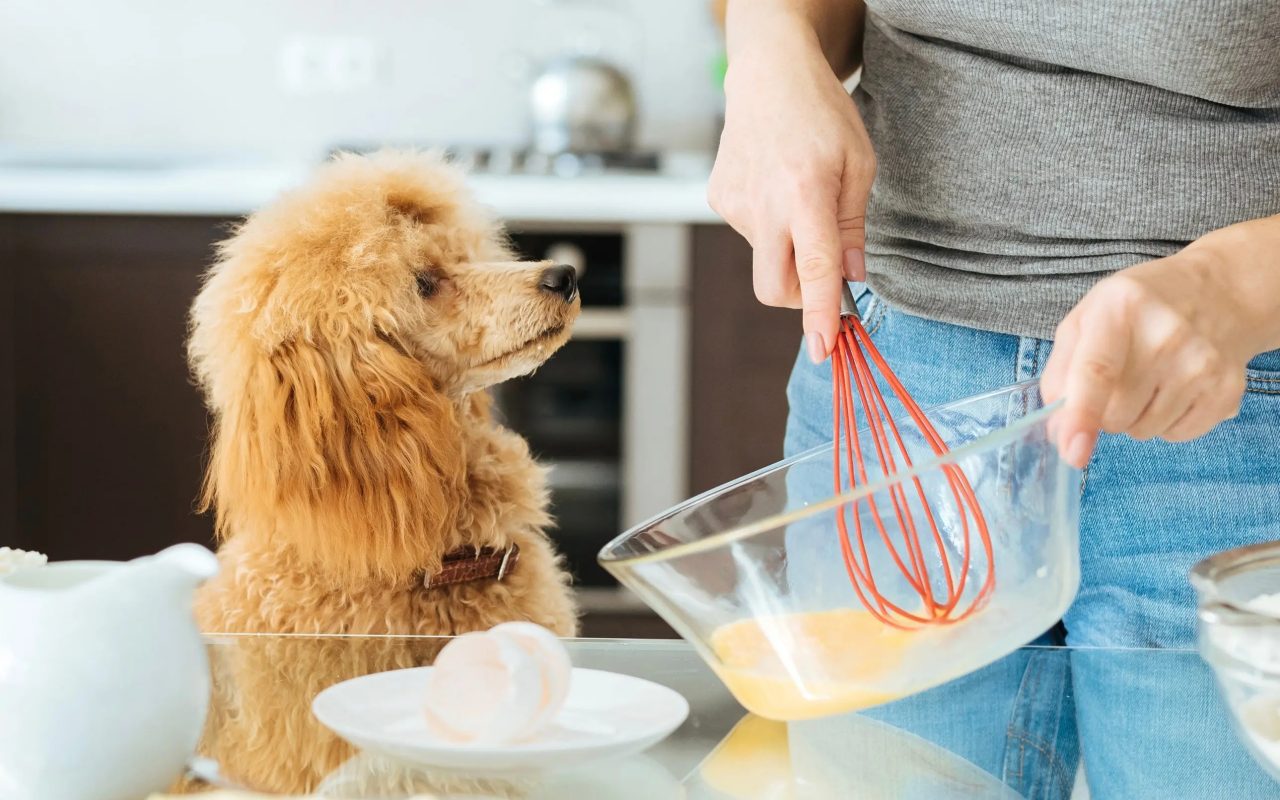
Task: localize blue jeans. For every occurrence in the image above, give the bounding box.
[783,287,1280,799]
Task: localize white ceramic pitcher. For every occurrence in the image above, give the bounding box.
[0,543,219,800]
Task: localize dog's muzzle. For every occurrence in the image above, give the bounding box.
[538,264,578,303]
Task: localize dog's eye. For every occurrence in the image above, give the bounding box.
[415,272,441,298]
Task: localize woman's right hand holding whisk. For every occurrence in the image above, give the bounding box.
[708,0,876,366]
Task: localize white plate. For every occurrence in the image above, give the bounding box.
[312,666,689,773]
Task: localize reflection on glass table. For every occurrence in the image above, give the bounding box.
[166,635,1272,799]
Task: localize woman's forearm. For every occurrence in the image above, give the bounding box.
[724,0,867,79]
[1188,213,1280,355]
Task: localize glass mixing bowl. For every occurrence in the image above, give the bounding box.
[1193,542,1280,781]
[599,380,1081,721]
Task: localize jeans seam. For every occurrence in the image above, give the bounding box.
[1007,731,1074,795]
[1005,652,1074,798]
[862,296,886,336]
[1007,737,1026,785]
[1004,651,1043,785]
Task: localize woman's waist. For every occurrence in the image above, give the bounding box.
[856,49,1280,247]
[864,229,1182,278]
[861,265,1280,376]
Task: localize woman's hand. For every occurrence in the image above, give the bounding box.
[708,1,874,364]
[1041,217,1280,468]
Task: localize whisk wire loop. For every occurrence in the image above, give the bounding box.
[830,299,996,630]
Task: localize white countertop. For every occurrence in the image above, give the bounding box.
[0,156,720,225]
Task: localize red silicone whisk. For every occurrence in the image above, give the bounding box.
[830,284,995,629]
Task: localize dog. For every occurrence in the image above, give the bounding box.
[180,636,451,793]
[187,150,579,638]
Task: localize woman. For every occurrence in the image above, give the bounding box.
[709,1,1280,797]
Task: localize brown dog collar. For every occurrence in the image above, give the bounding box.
[422,545,520,589]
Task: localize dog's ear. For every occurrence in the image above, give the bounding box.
[201,330,468,581]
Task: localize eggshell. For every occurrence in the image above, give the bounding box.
[490,622,572,738]
[423,630,544,744]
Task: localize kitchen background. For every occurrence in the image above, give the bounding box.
[0,0,719,156]
[0,0,804,636]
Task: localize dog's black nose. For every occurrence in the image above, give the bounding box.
[539,264,578,302]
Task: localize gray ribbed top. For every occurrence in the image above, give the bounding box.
[856,1,1280,339]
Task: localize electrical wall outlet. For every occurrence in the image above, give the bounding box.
[277,35,387,95]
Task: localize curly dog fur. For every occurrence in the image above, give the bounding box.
[187,150,579,639]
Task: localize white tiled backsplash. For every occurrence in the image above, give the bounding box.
[0,0,722,158]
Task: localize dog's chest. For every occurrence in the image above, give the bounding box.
[465,427,550,529]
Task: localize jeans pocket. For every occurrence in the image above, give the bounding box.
[860,292,888,337]
[1245,348,1280,395]
[846,280,872,312]
[843,281,886,335]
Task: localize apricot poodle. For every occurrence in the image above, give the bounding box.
[187,150,579,638]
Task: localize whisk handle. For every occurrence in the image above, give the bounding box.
[840,282,860,319]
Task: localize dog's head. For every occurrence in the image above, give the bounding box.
[188,151,578,580]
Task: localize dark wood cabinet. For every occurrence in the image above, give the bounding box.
[1,218,16,545]
[0,215,230,559]
[688,225,800,495]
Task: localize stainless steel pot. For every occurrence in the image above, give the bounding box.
[529,56,637,155]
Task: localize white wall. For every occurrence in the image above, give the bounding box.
[0,0,722,159]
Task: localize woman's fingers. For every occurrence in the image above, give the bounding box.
[1040,312,1077,446]
[1055,309,1128,468]
[1041,313,1077,404]
[1160,371,1245,442]
[1159,393,1212,443]
[1127,385,1194,441]
[791,151,875,361]
[751,228,800,309]
[791,193,845,363]
[842,249,865,282]
[837,155,871,282]
[1101,334,1162,434]
[1046,254,1255,463]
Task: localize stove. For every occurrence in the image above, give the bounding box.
[329,143,661,178]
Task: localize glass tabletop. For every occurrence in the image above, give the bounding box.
[174,634,1273,799]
